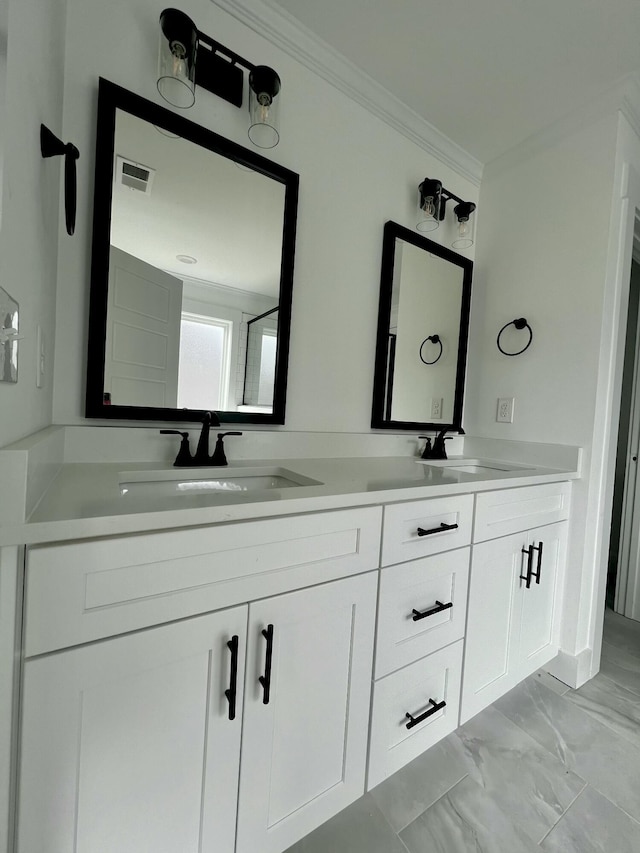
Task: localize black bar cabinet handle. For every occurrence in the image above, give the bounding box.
[258,624,274,705]
[405,698,446,730]
[520,545,533,589]
[531,542,543,584]
[417,522,459,537]
[224,635,239,721]
[412,600,453,622]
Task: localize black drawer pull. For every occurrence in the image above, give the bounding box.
[417,522,459,537]
[520,545,533,589]
[412,600,453,621]
[531,542,543,584]
[258,624,274,705]
[405,698,446,729]
[224,635,239,721]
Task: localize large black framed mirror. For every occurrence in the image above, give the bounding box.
[86,79,299,424]
[371,221,472,431]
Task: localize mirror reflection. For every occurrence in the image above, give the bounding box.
[86,80,299,424]
[371,222,472,430]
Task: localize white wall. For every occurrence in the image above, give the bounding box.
[52,0,478,431]
[465,109,619,675]
[0,0,66,447]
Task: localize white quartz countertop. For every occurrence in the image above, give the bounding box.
[0,455,579,547]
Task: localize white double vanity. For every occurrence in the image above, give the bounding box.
[0,431,579,853]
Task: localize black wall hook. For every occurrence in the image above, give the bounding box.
[40,124,80,236]
[497,317,533,356]
[419,334,443,365]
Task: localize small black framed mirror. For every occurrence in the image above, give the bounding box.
[371,221,472,431]
[86,79,299,424]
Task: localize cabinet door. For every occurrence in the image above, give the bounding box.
[460,532,524,723]
[518,522,566,678]
[236,572,377,853]
[18,606,247,853]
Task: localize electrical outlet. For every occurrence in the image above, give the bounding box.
[431,397,443,419]
[497,397,514,423]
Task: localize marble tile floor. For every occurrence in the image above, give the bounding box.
[286,608,640,853]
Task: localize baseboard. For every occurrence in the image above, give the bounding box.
[545,648,593,689]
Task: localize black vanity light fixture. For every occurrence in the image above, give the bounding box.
[417,178,477,249]
[157,8,282,149]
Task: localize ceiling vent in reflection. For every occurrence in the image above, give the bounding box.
[115,156,156,194]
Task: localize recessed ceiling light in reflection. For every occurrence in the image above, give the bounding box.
[154,124,181,139]
[176,254,197,264]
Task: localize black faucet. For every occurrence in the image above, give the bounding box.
[419,427,464,461]
[160,411,222,467]
[431,428,452,460]
[210,432,243,466]
[193,411,221,465]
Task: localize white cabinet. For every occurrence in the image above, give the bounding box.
[236,572,377,853]
[18,606,248,853]
[17,572,377,853]
[14,479,573,853]
[368,641,463,788]
[367,496,471,790]
[24,507,381,656]
[381,494,473,566]
[375,547,469,678]
[461,521,567,723]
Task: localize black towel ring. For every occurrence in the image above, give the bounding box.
[419,334,443,365]
[497,318,533,357]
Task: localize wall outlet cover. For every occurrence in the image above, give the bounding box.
[497,397,514,423]
[431,397,443,419]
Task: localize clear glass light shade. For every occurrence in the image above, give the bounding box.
[452,201,476,249]
[157,9,197,109]
[248,66,281,149]
[417,178,442,232]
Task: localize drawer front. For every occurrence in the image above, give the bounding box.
[367,641,463,790]
[375,548,469,678]
[474,482,571,543]
[24,506,382,656]
[381,495,473,567]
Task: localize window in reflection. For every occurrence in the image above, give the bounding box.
[177,314,231,410]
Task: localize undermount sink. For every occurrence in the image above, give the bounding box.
[119,466,323,498]
[417,458,535,474]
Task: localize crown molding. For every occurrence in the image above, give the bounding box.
[483,75,640,179]
[210,0,483,187]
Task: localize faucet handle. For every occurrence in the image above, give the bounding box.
[211,432,243,466]
[160,430,193,467]
[418,435,433,460]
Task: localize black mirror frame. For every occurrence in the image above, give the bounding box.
[86,78,299,425]
[371,221,473,431]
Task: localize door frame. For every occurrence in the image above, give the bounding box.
[589,157,640,677]
[615,249,640,617]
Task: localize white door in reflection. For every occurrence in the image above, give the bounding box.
[177,313,232,410]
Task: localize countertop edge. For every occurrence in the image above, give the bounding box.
[0,466,578,548]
